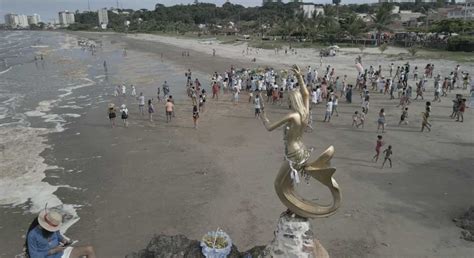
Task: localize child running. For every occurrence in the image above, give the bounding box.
[398,107,408,126]
[192,105,199,129]
[381,145,393,168]
[421,112,431,132]
[352,111,359,128]
[372,135,384,162]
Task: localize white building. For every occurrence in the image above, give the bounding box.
[17,14,29,28]
[448,5,474,19]
[5,14,30,28]
[300,4,324,19]
[58,11,75,26]
[27,14,41,25]
[4,13,19,28]
[379,0,442,2]
[98,8,109,27]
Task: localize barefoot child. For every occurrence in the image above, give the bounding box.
[358,108,366,128]
[372,135,384,162]
[381,145,393,168]
[421,112,431,132]
[352,111,359,128]
[192,105,199,129]
[398,107,408,126]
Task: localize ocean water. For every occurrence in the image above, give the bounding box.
[0,31,112,232]
[0,30,211,236]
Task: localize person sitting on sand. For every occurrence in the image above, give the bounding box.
[26,208,96,258]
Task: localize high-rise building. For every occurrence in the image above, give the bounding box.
[27,14,41,25]
[17,14,29,27]
[4,14,19,28]
[98,8,109,26]
[4,13,30,28]
[58,11,75,26]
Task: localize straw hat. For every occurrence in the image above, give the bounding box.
[108,103,115,108]
[38,209,62,232]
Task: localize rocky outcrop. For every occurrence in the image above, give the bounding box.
[453,206,474,241]
[126,212,329,258]
[125,234,266,258]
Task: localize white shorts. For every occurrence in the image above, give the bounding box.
[62,247,73,258]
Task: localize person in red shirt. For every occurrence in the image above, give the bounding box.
[372,135,384,162]
[212,81,220,101]
[456,98,466,122]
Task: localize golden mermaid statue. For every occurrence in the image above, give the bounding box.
[261,65,341,218]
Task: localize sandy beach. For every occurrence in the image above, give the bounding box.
[0,31,473,257]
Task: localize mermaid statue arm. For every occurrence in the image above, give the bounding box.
[291,65,310,111]
[262,111,297,132]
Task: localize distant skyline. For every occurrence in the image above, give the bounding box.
[1,0,379,23]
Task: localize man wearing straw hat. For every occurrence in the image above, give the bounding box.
[26,208,96,258]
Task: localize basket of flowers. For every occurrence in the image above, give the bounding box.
[200,228,232,258]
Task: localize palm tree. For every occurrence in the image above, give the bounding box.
[371,3,399,45]
[342,14,366,45]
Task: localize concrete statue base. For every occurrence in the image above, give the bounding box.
[265,211,329,258]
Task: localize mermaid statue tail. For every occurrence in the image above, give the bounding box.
[274,146,341,218]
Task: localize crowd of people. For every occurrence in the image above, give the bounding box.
[22,34,474,257]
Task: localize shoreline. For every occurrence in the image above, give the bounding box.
[1,30,473,257]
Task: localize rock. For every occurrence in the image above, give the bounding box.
[454,206,474,242]
[127,234,243,258]
[127,213,330,258]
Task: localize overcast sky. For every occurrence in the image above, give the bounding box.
[1,0,377,22]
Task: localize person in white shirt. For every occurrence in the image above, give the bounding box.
[324,100,333,122]
[121,84,126,96]
[311,88,318,107]
[378,77,385,93]
[233,86,240,104]
[120,104,129,127]
[130,85,136,97]
[138,92,145,115]
[316,87,322,103]
[254,93,262,118]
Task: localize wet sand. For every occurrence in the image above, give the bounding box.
[1,31,473,257]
